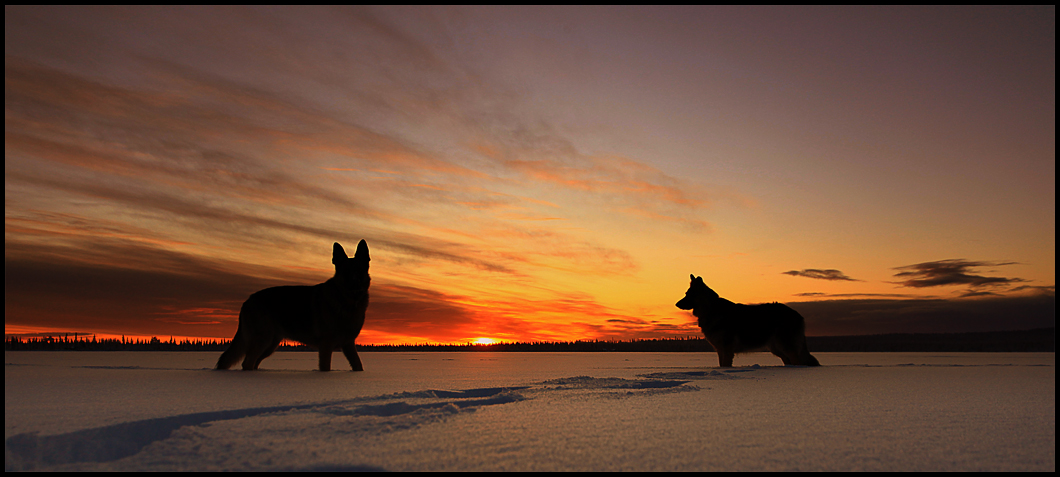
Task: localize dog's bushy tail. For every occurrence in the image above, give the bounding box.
[215,330,247,370]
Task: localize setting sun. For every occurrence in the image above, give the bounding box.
[472,338,498,345]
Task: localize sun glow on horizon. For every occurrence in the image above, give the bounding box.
[471,337,498,345]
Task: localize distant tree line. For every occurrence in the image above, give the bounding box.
[4,328,1054,352]
[6,334,248,352]
[359,337,713,353]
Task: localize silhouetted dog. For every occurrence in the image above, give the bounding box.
[216,240,370,371]
[676,275,819,367]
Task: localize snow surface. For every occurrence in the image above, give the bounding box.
[5,351,1054,471]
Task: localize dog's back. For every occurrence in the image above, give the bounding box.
[240,282,367,347]
[700,301,805,352]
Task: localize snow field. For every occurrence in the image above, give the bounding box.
[5,351,1054,471]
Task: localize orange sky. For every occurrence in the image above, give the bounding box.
[5,6,1055,344]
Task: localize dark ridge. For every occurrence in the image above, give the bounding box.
[806,327,1055,352]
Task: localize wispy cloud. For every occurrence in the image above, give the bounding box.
[793,292,922,298]
[5,56,646,276]
[891,259,1026,291]
[1009,285,1056,294]
[486,145,717,232]
[782,269,860,281]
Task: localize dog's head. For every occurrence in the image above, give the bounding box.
[332,240,371,289]
[675,274,719,310]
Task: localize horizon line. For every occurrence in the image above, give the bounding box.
[6,326,1055,348]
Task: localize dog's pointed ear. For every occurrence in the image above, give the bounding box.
[690,274,695,281]
[333,242,348,264]
[354,239,370,261]
[694,276,705,284]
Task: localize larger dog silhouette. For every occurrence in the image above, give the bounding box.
[676,274,819,367]
[216,240,370,371]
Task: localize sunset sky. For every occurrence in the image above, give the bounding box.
[6,6,1055,344]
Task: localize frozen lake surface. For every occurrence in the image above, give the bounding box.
[5,351,1054,471]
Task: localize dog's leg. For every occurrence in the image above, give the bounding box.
[717,349,735,367]
[254,337,282,369]
[770,343,793,365]
[342,343,363,371]
[796,336,821,366]
[242,338,268,370]
[318,348,333,371]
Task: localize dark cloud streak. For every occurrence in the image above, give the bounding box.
[783,268,860,281]
[794,292,922,298]
[892,259,1026,290]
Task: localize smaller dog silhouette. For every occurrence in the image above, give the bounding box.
[216,240,370,371]
[676,275,819,367]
